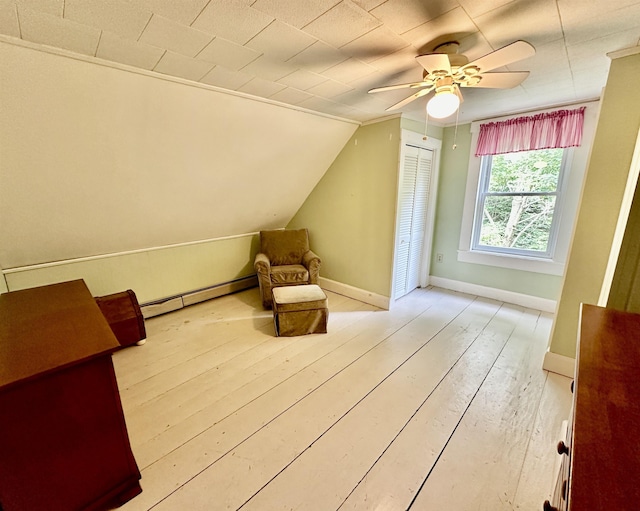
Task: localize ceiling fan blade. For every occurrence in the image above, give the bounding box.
[415,54,452,75]
[385,87,434,111]
[368,80,433,94]
[463,40,535,74]
[462,71,530,88]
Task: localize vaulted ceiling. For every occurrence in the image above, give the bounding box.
[1,0,639,125]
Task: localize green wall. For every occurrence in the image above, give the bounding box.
[549,50,640,359]
[288,118,402,297]
[428,124,562,300]
[288,117,443,298]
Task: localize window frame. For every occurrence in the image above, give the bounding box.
[471,148,571,259]
[457,103,596,277]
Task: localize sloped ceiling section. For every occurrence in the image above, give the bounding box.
[0,40,358,268]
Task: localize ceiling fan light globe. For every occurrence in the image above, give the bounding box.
[427,91,460,118]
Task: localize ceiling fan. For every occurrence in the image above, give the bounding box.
[368,40,536,118]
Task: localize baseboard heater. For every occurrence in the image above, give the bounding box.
[140,275,258,319]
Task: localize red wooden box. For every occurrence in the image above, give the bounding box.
[95,289,146,348]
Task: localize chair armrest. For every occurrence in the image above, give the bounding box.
[302,250,321,268]
[302,250,321,284]
[254,252,271,274]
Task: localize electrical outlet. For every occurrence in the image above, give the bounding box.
[436,253,443,263]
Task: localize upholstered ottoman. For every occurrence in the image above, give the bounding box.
[272,284,328,337]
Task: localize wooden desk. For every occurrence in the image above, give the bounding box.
[546,304,640,510]
[0,280,141,510]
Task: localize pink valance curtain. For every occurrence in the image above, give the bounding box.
[475,106,586,156]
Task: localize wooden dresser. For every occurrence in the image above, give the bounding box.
[545,303,640,510]
[0,280,141,510]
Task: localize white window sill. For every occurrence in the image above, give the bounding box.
[457,249,565,276]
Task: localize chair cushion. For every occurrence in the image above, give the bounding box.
[270,264,309,285]
[272,284,328,313]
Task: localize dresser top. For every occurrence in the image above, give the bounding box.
[0,280,119,390]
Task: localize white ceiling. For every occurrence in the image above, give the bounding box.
[1,0,639,124]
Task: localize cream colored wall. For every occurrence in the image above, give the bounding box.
[3,234,258,303]
[0,266,7,294]
[288,117,443,298]
[0,39,357,301]
[549,50,640,359]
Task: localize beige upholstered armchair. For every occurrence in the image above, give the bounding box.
[254,229,321,308]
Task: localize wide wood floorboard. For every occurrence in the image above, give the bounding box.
[114,286,571,511]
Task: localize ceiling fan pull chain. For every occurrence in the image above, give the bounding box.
[423,112,429,141]
[453,107,460,150]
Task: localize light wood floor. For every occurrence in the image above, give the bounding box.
[113,286,572,511]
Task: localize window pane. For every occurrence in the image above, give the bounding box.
[479,195,557,252]
[487,148,563,193]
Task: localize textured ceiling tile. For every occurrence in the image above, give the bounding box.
[306,79,353,98]
[237,76,286,97]
[368,46,419,73]
[0,1,19,37]
[319,101,361,118]
[240,55,296,81]
[457,33,494,62]
[269,87,314,105]
[139,14,212,57]
[197,36,262,71]
[334,88,393,111]
[131,0,210,25]
[402,7,477,52]
[567,29,640,71]
[191,0,273,45]
[286,40,349,73]
[153,51,214,81]
[277,68,327,90]
[347,69,392,91]
[18,7,100,56]
[340,26,409,62]
[245,19,317,61]
[561,3,640,46]
[199,65,254,90]
[64,0,151,40]
[296,95,349,115]
[370,0,458,35]
[322,57,378,83]
[15,0,63,16]
[251,0,340,29]
[351,0,387,11]
[558,0,639,28]
[515,39,565,73]
[456,0,515,18]
[96,31,164,70]
[303,1,382,48]
[474,0,563,49]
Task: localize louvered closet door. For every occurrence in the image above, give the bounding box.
[394,145,434,299]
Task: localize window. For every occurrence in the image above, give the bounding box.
[472,148,569,258]
[457,104,595,276]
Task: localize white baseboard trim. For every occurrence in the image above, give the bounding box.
[542,349,576,378]
[319,277,390,310]
[428,276,557,313]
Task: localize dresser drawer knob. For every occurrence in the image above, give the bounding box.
[557,440,569,455]
[543,500,559,511]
